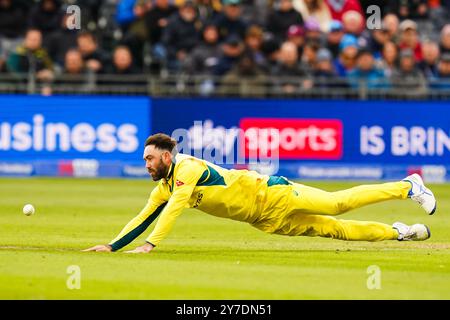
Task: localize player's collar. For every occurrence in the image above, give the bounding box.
[165,158,176,182]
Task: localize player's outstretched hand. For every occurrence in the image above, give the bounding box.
[124,242,154,254]
[82,244,112,252]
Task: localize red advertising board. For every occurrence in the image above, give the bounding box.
[239,118,343,159]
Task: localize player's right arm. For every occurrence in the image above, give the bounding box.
[83,183,169,252]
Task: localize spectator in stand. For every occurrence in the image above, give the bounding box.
[342,10,364,36]
[244,25,266,69]
[377,41,398,77]
[162,0,202,71]
[0,0,26,38]
[62,49,86,75]
[184,12,222,95]
[419,40,440,78]
[214,34,245,76]
[382,13,400,43]
[45,13,79,68]
[347,48,387,89]
[312,47,340,88]
[267,0,304,41]
[428,0,450,30]
[195,0,222,23]
[271,41,313,94]
[28,0,65,40]
[334,33,358,76]
[116,0,153,69]
[301,39,321,73]
[213,0,248,42]
[391,48,428,97]
[51,48,91,95]
[117,0,152,33]
[145,0,177,46]
[260,36,282,74]
[360,25,390,60]
[286,25,306,58]
[325,0,364,22]
[142,0,177,72]
[439,24,450,54]
[430,52,450,89]
[0,0,27,62]
[77,31,111,74]
[294,0,332,32]
[388,0,428,20]
[110,46,140,74]
[327,20,345,58]
[6,28,54,82]
[304,17,323,43]
[184,23,221,75]
[76,0,102,26]
[398,19,423,62]
[239,0,267,26]
[219,50,267,97]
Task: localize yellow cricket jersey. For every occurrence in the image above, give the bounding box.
[109,153,291,251]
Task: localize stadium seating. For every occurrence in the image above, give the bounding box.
[0,0,449,99]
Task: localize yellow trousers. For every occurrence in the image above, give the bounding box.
[253,181,412,241]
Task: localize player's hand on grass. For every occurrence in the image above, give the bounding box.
[82,244,112,252]
[124,242,154,254]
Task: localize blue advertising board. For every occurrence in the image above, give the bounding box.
[1,96,449,181]
[152,98,450,181]
[0,95,150,177]
[0,95,150,160]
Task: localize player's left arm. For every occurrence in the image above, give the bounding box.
[125,159,206,253]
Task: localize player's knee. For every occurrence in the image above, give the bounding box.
[319,219,349,240]
[296,216,345,239]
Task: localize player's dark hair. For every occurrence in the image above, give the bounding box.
[145,133,177,152]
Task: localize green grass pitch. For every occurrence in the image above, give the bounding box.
[0,177,449,299]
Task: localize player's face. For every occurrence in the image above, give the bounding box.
[143,145,171,181]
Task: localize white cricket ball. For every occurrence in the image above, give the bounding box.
[23,204,35,216]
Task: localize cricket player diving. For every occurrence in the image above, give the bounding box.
[84,133,437,253]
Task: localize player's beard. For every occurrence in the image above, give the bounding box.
[149,156,170,181]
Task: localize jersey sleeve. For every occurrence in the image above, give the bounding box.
[145,159,206,246]
[108,182,169,251]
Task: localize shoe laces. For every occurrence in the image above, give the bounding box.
[404,230,416,240]
[411,194,425,205]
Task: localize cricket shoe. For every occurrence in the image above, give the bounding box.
[393,222,431,241]
[402,173,437,215]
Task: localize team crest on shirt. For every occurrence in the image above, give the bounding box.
[176,180,185,187]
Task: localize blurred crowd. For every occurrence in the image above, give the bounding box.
[1,0,450,96]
